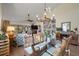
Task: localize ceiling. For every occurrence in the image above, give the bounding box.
[2,3,62,23]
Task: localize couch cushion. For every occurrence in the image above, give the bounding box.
[24,46,33,55]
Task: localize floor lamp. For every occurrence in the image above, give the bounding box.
[6,26,15,52]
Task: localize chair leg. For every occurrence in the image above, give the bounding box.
[68,49,70,56]
[65,49,70,56]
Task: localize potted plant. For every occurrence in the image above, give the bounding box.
[0,31,7,40]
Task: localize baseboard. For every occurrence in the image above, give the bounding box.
[70,43,79,46]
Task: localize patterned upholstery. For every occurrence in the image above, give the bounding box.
[15,33,25,46]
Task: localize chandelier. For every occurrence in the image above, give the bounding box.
[35,3,55,21]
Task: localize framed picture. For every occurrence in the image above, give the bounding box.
[61,22,71,32]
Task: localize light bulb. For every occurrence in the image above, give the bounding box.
[51,14,55,20]
[44,12,47,16]
[46,8,48,11]
[48,7,51,12]
[38,18,40,20]
[52,14,55,17]
[36,15,39,18]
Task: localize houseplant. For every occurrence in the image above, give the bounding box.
[0,31,7,40]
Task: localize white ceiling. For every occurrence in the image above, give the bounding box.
[2,3,62,22]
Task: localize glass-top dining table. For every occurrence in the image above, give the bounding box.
[41,40,62,56]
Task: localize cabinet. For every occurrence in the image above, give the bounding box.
[0,39,9,56]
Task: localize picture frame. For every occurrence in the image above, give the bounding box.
[61,22,71,32]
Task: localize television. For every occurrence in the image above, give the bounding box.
[31,25,38,29]
[31,25,38,34]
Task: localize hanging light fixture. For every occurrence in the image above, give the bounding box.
[51,14,55,19]
[35,3,55,21]
[43,3,52,20]
[43,3,47,19]
[27,10,33,22]
[36,14,40,20]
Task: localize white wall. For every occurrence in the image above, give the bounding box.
[1,3,79,31]
[0,4,2,30]
[53,3,79,30]
[2,3,60,22]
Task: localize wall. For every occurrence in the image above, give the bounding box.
[2,3,60,22]
[0,4,2,30]
[2,3,79,31]
[53,3,79,31]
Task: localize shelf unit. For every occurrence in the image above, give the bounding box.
[0,39,9,56]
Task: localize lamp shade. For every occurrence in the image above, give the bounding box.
[7,26,15,32]
[6,26,15,36]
